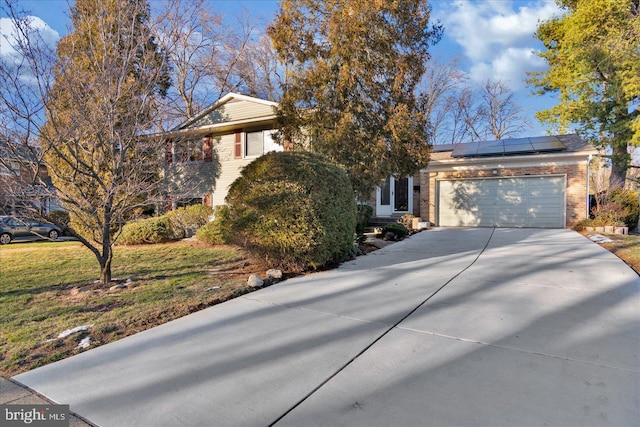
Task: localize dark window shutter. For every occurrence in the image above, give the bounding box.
[204,135,213,162]
[166,140,173,165]
[234,132,242,158]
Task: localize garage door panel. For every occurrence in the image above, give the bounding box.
[438,176,565,228]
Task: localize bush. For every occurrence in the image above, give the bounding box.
[224,151,357,272]
[45,210,71,235]
[195,206,233,245]
[167,204,213,239]
[397,213,415,231]
[380,223,409,240]
[608,188,639,229]
[356,204,373,235]
[118,216,172,245]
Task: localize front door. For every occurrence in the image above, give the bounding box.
[376,176,413,217]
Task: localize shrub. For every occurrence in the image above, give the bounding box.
[195,206,233,245]
[45,210,71,235]
[397,213,415,231]
[380,223,409,240]
[118,216,172,245]
[167,204,213,239]
[224,151,357,272]
[608,188,639,229]
[356,204,373,235]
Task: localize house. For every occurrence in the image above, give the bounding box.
[162,93,284,210]
[417,134,597,228]
[164,94,595,229]
[0,141,60,215]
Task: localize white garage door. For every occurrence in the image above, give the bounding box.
[437,176,566,228]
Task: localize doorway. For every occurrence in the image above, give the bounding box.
[376,176,413,216]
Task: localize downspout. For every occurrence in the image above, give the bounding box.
[586,154,593,219]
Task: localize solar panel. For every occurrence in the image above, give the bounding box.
[503,143,535,154]
[531,139,565,151]
[451,136,566,158]
[477,144,504,155]
[451,143,479,157]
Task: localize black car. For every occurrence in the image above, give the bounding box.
[0,216,61,244]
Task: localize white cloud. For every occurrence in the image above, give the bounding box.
[437,1,561,90]
[0,15,60,59]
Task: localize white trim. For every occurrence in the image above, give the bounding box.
[424,151,596,173]
[216,92,278,108]
[375,175,413,217]
[160,116,278,138]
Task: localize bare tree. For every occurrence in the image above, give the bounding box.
[464,79,531,141]
[234,33,284,102]
[417,58,470,145]
[152,0,279,128]
[0,0,176,284]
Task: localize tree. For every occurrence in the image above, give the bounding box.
[268,0,442,197]
[464,80,530,141]
[529,0,640,186]
[153,1,283,128]
[0,0,171,284]
[416,58,471,145]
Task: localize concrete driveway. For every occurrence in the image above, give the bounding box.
[13,228,640,426]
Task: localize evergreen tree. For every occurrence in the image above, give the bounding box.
[529,0,640,186]
[268,0,442,197]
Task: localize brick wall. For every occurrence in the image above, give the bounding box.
[420,163,589,228]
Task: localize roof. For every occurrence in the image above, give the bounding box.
[430,134,595,161]
[172,92,278,133]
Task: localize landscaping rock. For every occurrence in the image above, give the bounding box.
[266,269,283,280]
[248,274,264,288]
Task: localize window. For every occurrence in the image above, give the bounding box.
[245,131,264,157]
[174,139,204,163]
[244,130,283,158]
[0,161,20,176]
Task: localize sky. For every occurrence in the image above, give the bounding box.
[1,0,564,137]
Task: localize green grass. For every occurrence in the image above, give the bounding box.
[0,240,263,376]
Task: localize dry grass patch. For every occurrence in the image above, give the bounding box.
[596,234,640,275]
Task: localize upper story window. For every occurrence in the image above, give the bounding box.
[243,130,283,159]
[174,139,204,163]
[0,161,20,176]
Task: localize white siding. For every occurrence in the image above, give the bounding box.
[221,99,276,122]
[212,133,251,207]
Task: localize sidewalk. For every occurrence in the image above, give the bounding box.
[1,377,93,426]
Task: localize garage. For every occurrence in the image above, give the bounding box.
[437,175,566,228]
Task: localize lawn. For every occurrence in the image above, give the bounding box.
[0,240,266,377]
[597,233,640,275]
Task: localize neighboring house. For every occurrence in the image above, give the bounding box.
[0,141,60,215]
[162,93,284,210]
[418,134,597,228]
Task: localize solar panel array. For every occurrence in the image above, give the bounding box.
[451,136,565,158]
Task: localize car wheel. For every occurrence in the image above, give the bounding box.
[0,233,11,244]
[48,230,59,240]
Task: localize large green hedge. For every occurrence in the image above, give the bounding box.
[222,151,357,272]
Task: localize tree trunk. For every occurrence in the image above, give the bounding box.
[100,261,112,285]
[609,143,629,188]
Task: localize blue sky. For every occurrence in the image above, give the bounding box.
[3,0,563,136]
